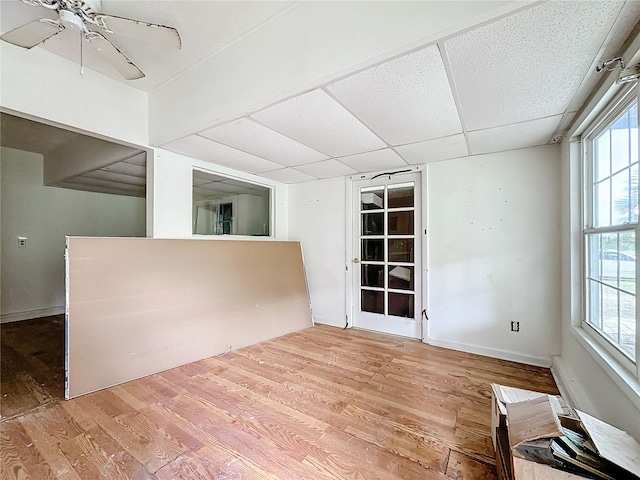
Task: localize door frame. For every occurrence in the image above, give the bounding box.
[345,165,429,341]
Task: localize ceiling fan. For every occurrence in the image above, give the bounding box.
[1,0,182,80]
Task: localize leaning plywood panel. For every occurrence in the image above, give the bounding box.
[66,237,313,398]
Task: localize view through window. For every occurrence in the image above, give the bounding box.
[192,170,271,236]
[585,97,638,362]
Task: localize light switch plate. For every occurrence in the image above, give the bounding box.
[18,237,27,247]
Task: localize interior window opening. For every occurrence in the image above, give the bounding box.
[192,170,271,237]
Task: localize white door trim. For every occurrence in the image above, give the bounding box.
[345,165,427,339]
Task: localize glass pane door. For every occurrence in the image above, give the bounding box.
[353,174,421,339]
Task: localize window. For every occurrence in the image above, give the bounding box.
[583,89,638,365]
[192,170,271,236]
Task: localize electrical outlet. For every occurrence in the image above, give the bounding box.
[17,237,27,247]
[511,321,520,332]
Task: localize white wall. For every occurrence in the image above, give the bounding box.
[287,145,562,361]
[557,138,640,441]
[1,148,146,322]
[0,43,148,147]
[427,145,562,366]
[150,148,288,239]
[288,177,346,327]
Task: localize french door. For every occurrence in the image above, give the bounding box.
[350,172,422,338]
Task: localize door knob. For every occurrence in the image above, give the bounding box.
[353,258,360,263]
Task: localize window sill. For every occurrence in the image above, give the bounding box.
[570,325,640,412]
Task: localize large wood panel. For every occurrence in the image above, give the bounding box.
[66,237,312,398]
[1,324,559,479]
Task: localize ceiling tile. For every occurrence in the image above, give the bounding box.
[200,118,327,166]
[102,162,146,178]
[68,176,144,193]
[162,135,282,174]
[84,169,146,186]
[327,45,462,146]
[395,134,468,164]
[566,0,640,114]
[193,171,227,183]
[339,148,407,173]
[251,89,386,157]
[198,183,255,196]
[445,1,624,130]
[193,186,218,197]
[467,115,563,155]
[260,168,317,184]
[122,152,147,166]
[57,181,144,198]
[199,182,237,192]
[295,159,356,179]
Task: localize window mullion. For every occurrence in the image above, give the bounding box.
[609,128,613,226]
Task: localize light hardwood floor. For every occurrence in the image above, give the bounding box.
[0,321,559,479]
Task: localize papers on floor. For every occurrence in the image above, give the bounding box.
[491,384,640,479]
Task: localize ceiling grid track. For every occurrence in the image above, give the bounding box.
[437,41,472,157]
[320,86,410,168]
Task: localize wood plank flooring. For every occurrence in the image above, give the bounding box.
[1,315,65,420]
[1,318,559,479]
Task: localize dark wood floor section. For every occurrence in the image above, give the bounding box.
[1,315,65,420]
[1,318,559,479]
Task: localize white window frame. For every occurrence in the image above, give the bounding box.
[581,84,639,374]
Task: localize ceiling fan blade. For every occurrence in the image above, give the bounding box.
[1,19,63,49]
[93,14,181,50]
[84,32,145,80]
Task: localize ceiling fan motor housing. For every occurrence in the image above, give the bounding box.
[59,10,84,31]
[58,0,101,32]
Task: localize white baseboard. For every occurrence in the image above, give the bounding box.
[1,306,64,324]
[312,316,347,328]
[426,337,552,368]
[551,356,597,414]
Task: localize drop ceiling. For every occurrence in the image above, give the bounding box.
[2,0,640,185]
[159,0,640,183]
[1,113,146,197]
[193,170,269,199]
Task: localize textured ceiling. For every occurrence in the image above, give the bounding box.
[3,0,640,187]
[160,1,639,183]
[444,0,624,131]
[194,170,269,199]
[326,45,462,146]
